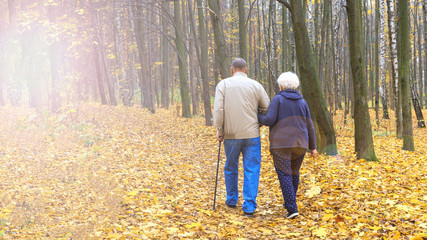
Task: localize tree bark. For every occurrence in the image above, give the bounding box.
[411,6,425,128]
[174,0,192,118]
[238,0,247,60]
[134,6,155,113]
[160,1,171,109]
[374,0,380,126]
[386,0,402,138]
[270,0,279,92]
[114,2,131,106]
[93,45,107,105]
[277,0,338,155]
[379,0,390,119]
[346,0,378,161]
[411,79,426,128]
[424,0,427,109]
[195,0,213,126]
[93,3,117,106]
[207,0,231,79]
[397,0,414,150]
[417,7,423,109]
[281,6,290,72]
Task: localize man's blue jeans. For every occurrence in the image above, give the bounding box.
[223,137,261,213]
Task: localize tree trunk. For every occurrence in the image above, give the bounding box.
[270,0,279,92]
[207,0,231,79]
[174,0,192,118]
[386,0,402,138]
[417,8,423,109]
[277,0,338,155]
[93,5,117,106]
[331,1,339,113]
[256,0,263,81]
[238,0,247,60]
[411,79,426,128]
[397,0,414,150]
[282,6,290,72]
[379,0,390,119]
[424,0,427,109]
[374,0,380,126]
[134,6,155,113]
[346,0,378,161]
[114,2,131,106]
[411,6,424,128]
[195,0,213,126]
[93,45,107,105]
[161,1,171,109]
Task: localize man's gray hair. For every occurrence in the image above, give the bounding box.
[231,58,247,69]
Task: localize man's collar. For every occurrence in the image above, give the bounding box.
[233,72,248,77]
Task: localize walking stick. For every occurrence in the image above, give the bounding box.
[213,141,221,211]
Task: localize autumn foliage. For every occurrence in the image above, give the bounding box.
[0,104,426,239]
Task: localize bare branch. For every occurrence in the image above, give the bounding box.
[276,0,291,10]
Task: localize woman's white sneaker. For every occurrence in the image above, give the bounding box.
[286,212,299,219]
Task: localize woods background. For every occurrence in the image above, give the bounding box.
[0,0,426,155]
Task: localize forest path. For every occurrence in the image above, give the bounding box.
[0,104,426,239]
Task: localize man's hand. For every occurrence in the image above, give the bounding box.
[311,149,318,158]
[217,133,224,142]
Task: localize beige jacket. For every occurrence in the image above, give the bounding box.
[214,72,270,139]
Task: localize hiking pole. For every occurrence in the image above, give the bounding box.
[213,141,221,211]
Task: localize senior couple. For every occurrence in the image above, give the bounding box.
[213,58,318,219]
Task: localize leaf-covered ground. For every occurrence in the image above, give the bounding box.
[0,104,426,239]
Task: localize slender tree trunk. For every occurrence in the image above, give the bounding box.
[277,0,338,155]
[411,79,426,127]
[147,7,156,111]
[346,0,378,161]
[134,6,155,112]
[379,0,390,119]
[93,45,107,105]
[262,0,272,95]
[386,0,402,138]
[417,8,423,109]
[207,0,230,79]
[256,0,263,81]
[238,0,247,59]
[424,0,427,109]
[314,0,320,63]
[161,1,170,109]
[195,0,213,126]
[114,2,131,106]
[411,6,425,128]
[94,7,117,106]
[282,6,290,72]
[174,0,192,118]
[374,0,380,126]
[318,0,328,89]
[397,0,414,150]
[331,1,339,113]
[271,0,279,92]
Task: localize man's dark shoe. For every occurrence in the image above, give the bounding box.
[244,212,254,217]
[226,203,236,208]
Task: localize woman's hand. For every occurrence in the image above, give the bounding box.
[311,149,318,158]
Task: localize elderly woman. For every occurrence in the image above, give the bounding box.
[258,72,317,219]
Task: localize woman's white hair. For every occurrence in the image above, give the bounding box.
[277,72,300,90]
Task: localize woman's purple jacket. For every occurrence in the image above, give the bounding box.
[258,89,316,150]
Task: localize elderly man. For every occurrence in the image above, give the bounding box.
[213,58,270,216]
